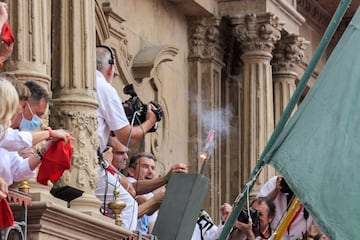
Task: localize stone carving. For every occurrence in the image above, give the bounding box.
[203,25,223,59]
[297,0,330,29]
[189,18,224,60]
[272,31,309,72]
[189,24,205,56]
[50,110,99,190]
[232,13,282,54]
[95,0,110,42]
[102,1,133,67]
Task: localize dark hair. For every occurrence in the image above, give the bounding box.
[128,152,155,168]
[253,196,276,218]
[24,81,51,104]
[314,234,325,240]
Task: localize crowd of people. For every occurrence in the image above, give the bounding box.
[0,0,187,233]
[190,176,329,240]
[0,1,185,233]
[94,44,188,233]
[0,2,331,239]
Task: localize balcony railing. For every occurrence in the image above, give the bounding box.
[1,189,31,240]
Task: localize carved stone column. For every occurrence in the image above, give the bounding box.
[272,31,308,123]
[50,0,101,215]
[222,75,242,203]
[232,13,281,192]
[3,0,51,85]
[188,17,225,217]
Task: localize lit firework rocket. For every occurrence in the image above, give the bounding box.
[200,129,215,175]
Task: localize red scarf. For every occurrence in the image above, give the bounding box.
[37,139,73,185]
[0,198,14,228]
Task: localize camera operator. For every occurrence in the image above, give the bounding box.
[258,176,313,240]
[95,46,157,151]
[229,196,275,240]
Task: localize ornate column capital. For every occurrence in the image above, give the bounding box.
[232,13,283,55]
[272,31,309,72]
[188,17,224,62]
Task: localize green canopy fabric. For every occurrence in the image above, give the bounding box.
[265,7,360,239]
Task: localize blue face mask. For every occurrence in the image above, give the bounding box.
[19,103,43,131]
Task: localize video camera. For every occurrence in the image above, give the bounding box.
[122,84,163,132]
[237,207,260,228]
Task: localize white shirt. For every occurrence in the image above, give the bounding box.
[127,176,159,232]
[96,166,138,230]
[0,148,36,185]
[258,176,313,240]
[0,127,32,152]
[191,215,219,240]
[95,70,129,152]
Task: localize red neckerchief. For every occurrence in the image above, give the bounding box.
[106,165,117,175]
[258,224,271,240]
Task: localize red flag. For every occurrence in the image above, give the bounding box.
[0,199,14,228]
[37,139,73,185]
[1,21,15,46]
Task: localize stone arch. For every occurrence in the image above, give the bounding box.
[95,0,110,44]
[132,45,179,155]
[132,45,179,83]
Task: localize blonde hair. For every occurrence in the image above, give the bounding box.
[0,78,19,140]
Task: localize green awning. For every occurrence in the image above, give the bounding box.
[266,7,360,239]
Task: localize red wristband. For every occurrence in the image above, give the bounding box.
[47,127,53,138]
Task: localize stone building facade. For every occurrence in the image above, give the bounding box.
[1,0,357,239]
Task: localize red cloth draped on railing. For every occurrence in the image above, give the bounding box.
[0,189,31,229]
[0,198,14,228]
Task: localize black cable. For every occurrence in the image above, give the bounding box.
[103,171,109,216]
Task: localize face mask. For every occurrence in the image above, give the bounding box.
[19,103,43,131]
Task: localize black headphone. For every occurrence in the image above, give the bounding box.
[96,45,115,65]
